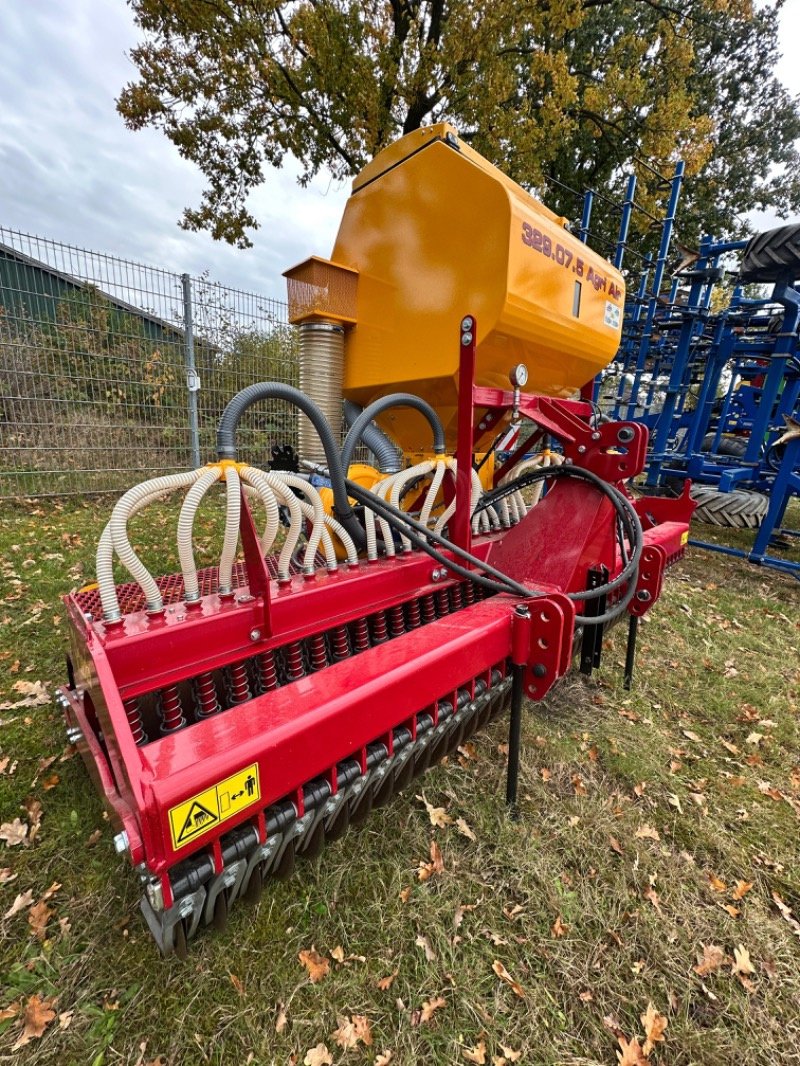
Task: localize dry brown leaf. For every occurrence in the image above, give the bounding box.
[731,944,755,977]
[12,994,57,1051]
[28,900,53,941]
[417,793,453,828]
[0,818,28,847]
[418,840,445,881]
[635,824,660,842]
[492,960,526,998]
[0,1001,20,1023]
[643,887,663,916]
[682,729,701,742]
[275,1003,288,1034]
[772,891,800,941]
[720,740,739,755]
[377,969,398,991]
[719,903,741,918]
[399,886,412,904]
[420,996,446,1023]
[455,817,477,842]
[298,947,330,984]
[616,1035,647,1065]
[571,774,587,796]
[330,945,345,963]
[86,829,102,847]
[640,1002,667,1056]
[41,881,61,901]
[4,889,34,918]
[693,944,726,976]
[303,1044,332,1066]
[454,903,477,930]
[374,1053,393,1066]
[732,880,753,900]
[503,903,524,921]
[499,1046,521,1062]
[42,773,60,791]
[415,932,436,962]
[24,798,43,841]
[540,767,552,782]
[609,835,624,855]
[463,1040,487,1064]
[551,915,568,938]
[707,874,727,893]
[332,1014,373,1049]
[0,867,17,885]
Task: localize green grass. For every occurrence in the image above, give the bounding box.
[0,494,799,1065]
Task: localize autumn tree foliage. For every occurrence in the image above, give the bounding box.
[118,0,800,251]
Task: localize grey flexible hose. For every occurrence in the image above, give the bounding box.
[343,400,402,474]
[340,393,446,474]
[216,382,366,550]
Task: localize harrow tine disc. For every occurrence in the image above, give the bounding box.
[273,841,297,881]
[242,863,264,904]
[173,919,189,961]
[212,890,229,932]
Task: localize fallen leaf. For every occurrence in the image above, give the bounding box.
[86,829,102,847]
[0,818,28,847]
[635,824,660,842]
[503,903,524,921]
[772,891,800,941]
[540,767,552,782]
[275,1003,288,1034]
[492,960,526,998]
[330,945,345,963]
[499,1047,521,1063]
[298,947,330,984]
[643,887,663,916]
[418,840,445,881]
[640,1002,667,1055]
[5,680,49,708]
[28,900,53,941]
[399,887,412,904]
[0,1001,20,1023]
[731,944,755,977]
[745,732,764,747]
[0,867,17,885]
[693,944,726,976]
[377,970,398,991]
[454,903,477,929]
[616,1034,647,1065]
[303,1044,332,1066]
[455,817,476,842]
[707,874,727,893]
[4,889,35,918]
[420,996,446,1023]
[667,794,683,814]
[732,881,753,901]
[463,1039,487,1064]
[24,798,43,842]
[42,774,60,791]
[720,740,739,755]
[682,730,702,742]
[579,990,594,1002]
[572,774,587,796]
[417,793,453,828]
[374,1053,393,1066]
[719,903,741,918]
[609,835,624,855]
[415,932,436,962]
[12,994,57,1050]
[332,1014,373,1049]
[551,915,568,938]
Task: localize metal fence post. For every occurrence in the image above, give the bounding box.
[182,273,201,469]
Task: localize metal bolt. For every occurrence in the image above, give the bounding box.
[636,590,652,602]
[577,445,587,454]
[532,663,547,678]
[461,316,473,331]
[461,331,473,346]
[515,604,530,617]
[66,725,81,745]
[113,830,129,855]
[591,431,601,441]
[83,612,93,622]
[249,629,261,642]
[478,421,486,430]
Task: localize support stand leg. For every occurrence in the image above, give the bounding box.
[505,663,525,820]
[623,614,638,691]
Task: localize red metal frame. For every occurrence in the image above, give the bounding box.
[59,313,693,915]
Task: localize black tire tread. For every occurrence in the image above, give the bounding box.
[690,485,768,529]
[739,224,800,284]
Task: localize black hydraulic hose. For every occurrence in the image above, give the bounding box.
[477,466,643,602]
[343,400,401,474]
[215,382,367,550]
[340,393,446,474]
[346,475,639,626]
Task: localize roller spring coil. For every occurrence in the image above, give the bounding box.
[308,633,328,672]
[227,661,251,705]
[123,697,147,746]
[285,641,306,681]
[330,626,351,660]
[195,672,220,718]
[160,685,185,734]
[371,611,389,644]
[353,617,371,652]
[388,604,406,638]
[405,598,422,629]
[257,649,278,692]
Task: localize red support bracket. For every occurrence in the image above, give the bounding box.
[452,314,477,554]
[238,484,272,636]
[508,593,576,701]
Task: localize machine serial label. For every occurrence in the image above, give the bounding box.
[604,300,621,329]
[521,221,623,301]
[168,763,260,850]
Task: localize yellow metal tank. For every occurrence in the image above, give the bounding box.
[286,123,624,453]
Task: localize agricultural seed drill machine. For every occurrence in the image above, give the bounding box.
[58,124,693,956]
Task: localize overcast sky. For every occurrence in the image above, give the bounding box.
[1,1,798,301]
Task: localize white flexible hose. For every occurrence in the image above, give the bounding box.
[109,470,205,613]
[218,466,241,594]
[276,473,326,572]
[177,466,223,601]
[433,460,483,535]
[321,513,358,566]
[241,467,302,580]
[389,461,435,552]
[420,460,447,528]
[241,475,281,555]
[365,473,398,561]
[97,483,181,620]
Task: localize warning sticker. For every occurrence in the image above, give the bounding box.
[680,530,689,546]
[169,763,260,850]
[604,300,621,330]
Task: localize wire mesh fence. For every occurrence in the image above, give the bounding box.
[0,226,297,498]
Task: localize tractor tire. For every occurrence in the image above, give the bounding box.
[701,433,749,458]
[690,485,768,529]
[738,224,800,284]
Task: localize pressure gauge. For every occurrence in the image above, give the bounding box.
[510,363,529,389]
